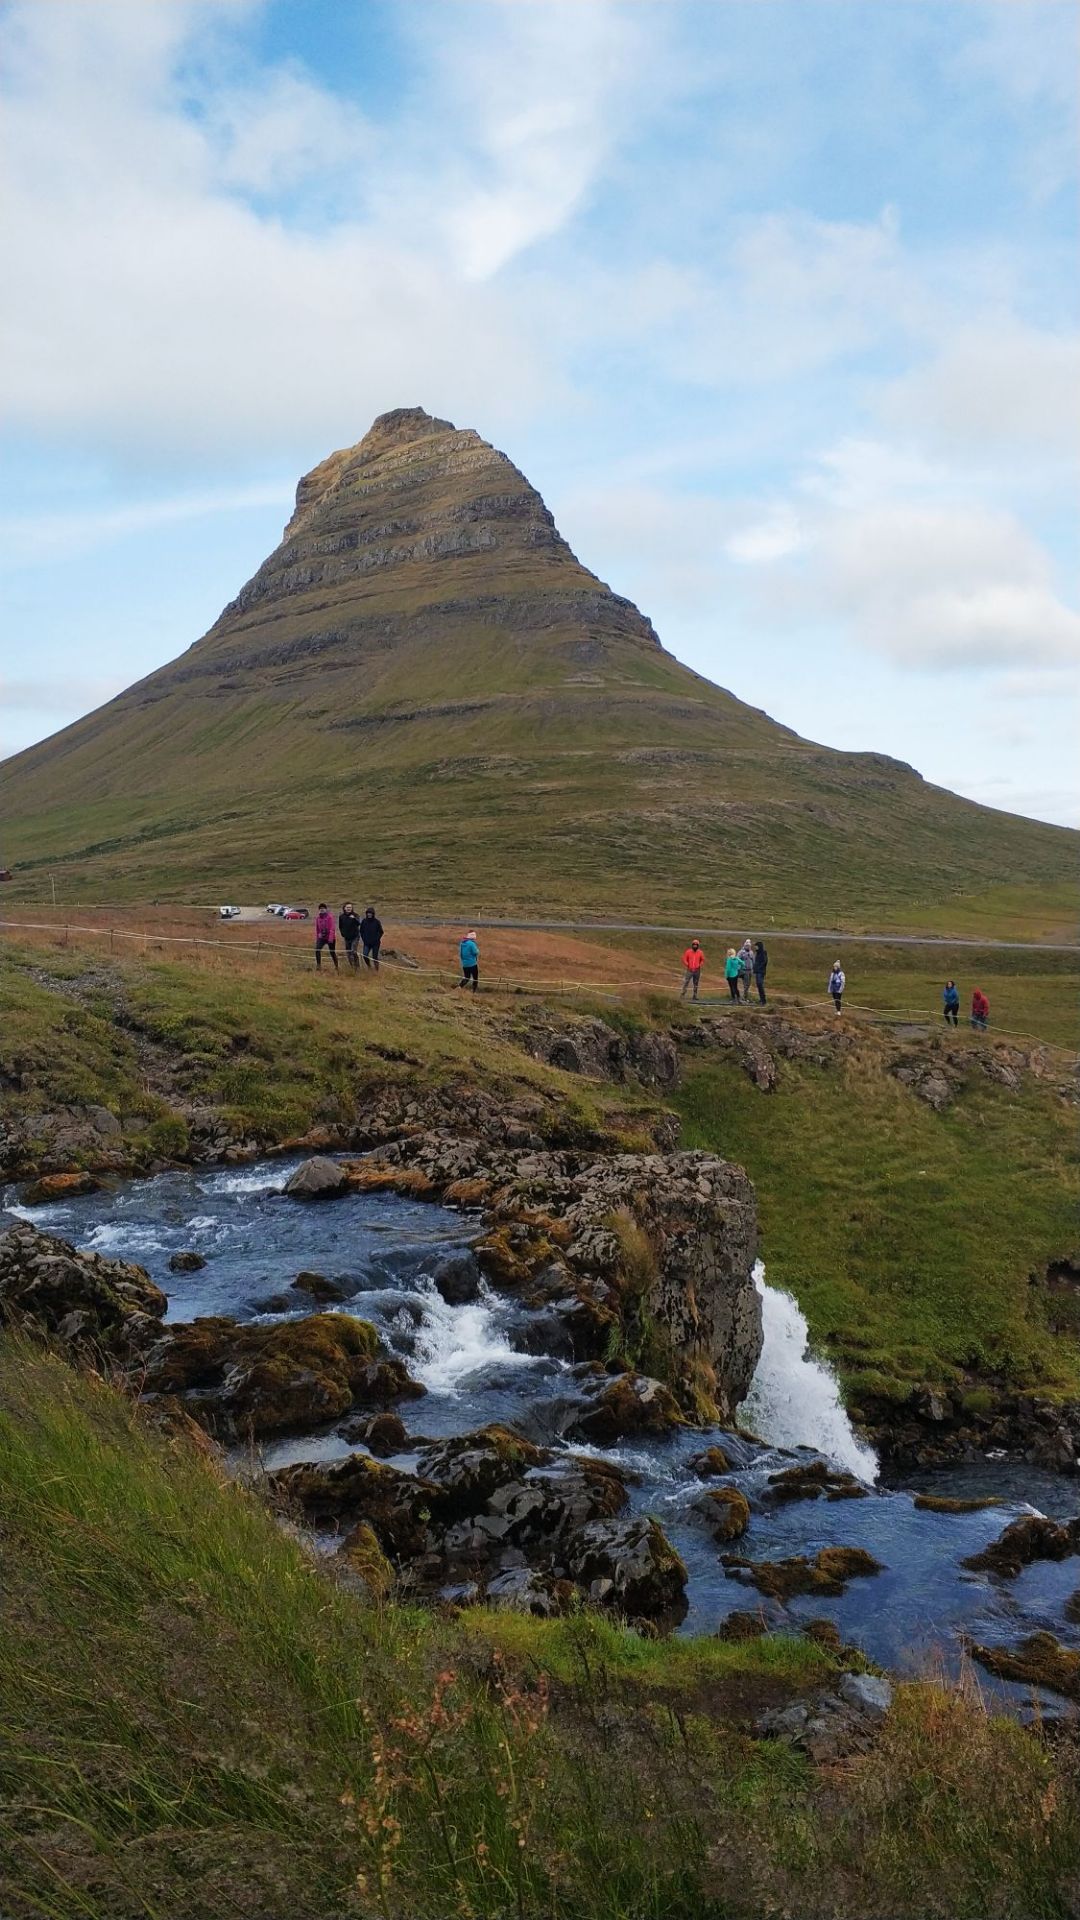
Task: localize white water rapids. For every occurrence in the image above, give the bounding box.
[741,1261,879,1481]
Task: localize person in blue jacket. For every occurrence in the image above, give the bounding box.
[942,979,960,1026]
[458,929,479,991]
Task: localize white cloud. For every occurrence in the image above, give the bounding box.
[879,321,1080,459]
[0,0,673,462]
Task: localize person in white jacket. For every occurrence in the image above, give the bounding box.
[828,962,845,1012]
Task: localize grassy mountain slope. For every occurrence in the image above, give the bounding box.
[1,407,1074,929]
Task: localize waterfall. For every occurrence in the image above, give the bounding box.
[740,1261,879,1482]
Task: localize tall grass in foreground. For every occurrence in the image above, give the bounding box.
[1,1341,1078,1919]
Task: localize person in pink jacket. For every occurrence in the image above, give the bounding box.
[314,903,338,971]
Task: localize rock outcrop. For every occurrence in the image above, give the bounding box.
[0,1222,166,1356]
[272,1421,683,1622]
[311,1136,761,1421]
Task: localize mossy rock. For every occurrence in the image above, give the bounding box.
[962,1515,1080,1579]
[337,1521,395,1600]
[766,1460,869,1505]
[969,1632,1080,1702]
[688,1444,732,1477]
[568,1370,685,1445]
[727,1546,883,1601]
[273,1453,446,1560]
[699,1485,750,1542]
[912,1492,1004,1514]
[143,1312,417,1437]
[415,1424,546,1510]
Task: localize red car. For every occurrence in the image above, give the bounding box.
[282,907,310,921]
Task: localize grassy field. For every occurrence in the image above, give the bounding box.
[676,1041,1080,1402]
[2,1338,1077,1920]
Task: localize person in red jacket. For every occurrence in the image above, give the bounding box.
[971,988,989,1031]
[314,903,338,971]
[681,939,705,1001]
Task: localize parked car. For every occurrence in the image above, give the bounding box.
[283,907,309,921]
[266,902,284,915]
[219,905,241,919]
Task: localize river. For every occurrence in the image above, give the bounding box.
[7,1154,1079,1709]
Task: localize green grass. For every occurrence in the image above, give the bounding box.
[675,1044,1080,1398]
[2,1339,1077,1920]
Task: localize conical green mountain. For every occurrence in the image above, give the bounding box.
[2,407,1074,929]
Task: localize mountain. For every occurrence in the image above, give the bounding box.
[1,406,1074,929]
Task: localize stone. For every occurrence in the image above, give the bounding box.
[714,1610,766,1642]
[272,1453,446,1560]
[838,1672,892,1718]
[142,1312,423,1437]
[283,1156,348,1199]
[86,1105,123,1138]
[339,1410,409,1455]
[484,1567,571,1617]
[566,1370,685,1444]
[0,1222,166,1356]
[432,1251,481,1306]
[969,1632,1080,1703]
[765,1459,869,1504]
[725,1546,883,1601]
[290,1269,354,1302]
[168,1250,206,1273]
[695,1484,750,1542]
[415,1425,546,1510]
[689,1445,732,1476]
[962,1514,1080,1579]
[20,1169,100,1206]
[566,1516,688,1621]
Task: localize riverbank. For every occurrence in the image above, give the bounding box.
[3,1335,1078,1920]
[2,941,1077,1458]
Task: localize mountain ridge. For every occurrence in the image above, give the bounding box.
[1,406,1074,929]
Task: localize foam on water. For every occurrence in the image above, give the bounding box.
[411,1278,541,1393]
[199,1167,286,1198]
[83,1222,166,1256]
[740,1261,879,1482]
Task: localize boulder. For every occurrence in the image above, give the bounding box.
[142,1312,423,1437]
[724,1546,883,1601]
[283,1156,348,1199]
[20,1170,100,1206]
[339,1410,409,1455]
[273,1452,446,1560]
[415,1425,546,1511]
[969,1632,1080,1703]
[566,1516,687,1620]
[764,1459,869,1504]
[168,1250,206,1273]
[86,1105,123,1138]
[290,1270,354,1302]
[0,1222,166,1357]
[962,1514,1080,1579]
[566,1370,685,1444]
[695,1485,750,1542]
[432,1251,482,1306]
[484,1566,572,1616]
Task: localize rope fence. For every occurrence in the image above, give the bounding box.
[3,916,1076,1061]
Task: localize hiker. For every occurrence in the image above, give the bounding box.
[359,906,383,971]
[971,987,990,1032]
[828,960,845,1012]
[458,929,479,992]
[738,938,755,1002]
[724,948,742,1002]
[338,901,361,970]
[681,939,705,1000]
[314,903,338,971]
[753,941,769,1005]
[942,979,960,1027]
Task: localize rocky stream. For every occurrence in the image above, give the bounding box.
[4,1150,1080,1716]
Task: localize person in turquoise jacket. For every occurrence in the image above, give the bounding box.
[942,980,960,1026]
[724,948,742,1003]
[458,930,479,992]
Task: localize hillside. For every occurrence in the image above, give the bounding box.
[1,406,1074,928]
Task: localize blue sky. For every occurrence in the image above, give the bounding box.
[1,0,1077,825]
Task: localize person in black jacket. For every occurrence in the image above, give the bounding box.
[359,907,384,970]
[753,941,768,1004]
[339,902,361,970]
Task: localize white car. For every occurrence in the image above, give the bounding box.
[219,905,241,919]
[266,902,284,914]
